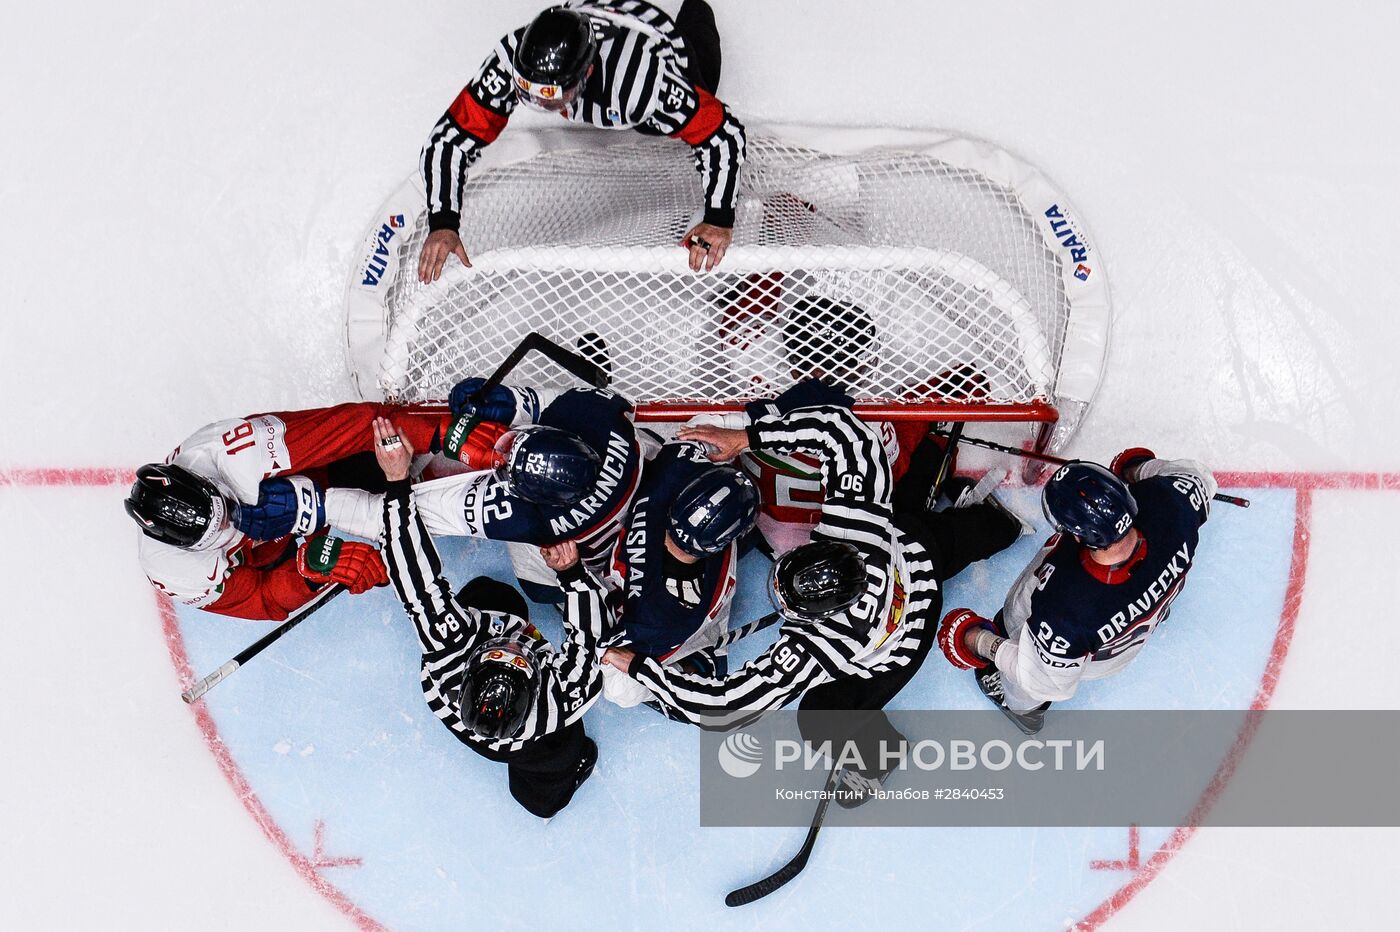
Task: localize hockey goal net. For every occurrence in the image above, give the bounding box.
[346,125,1110,455]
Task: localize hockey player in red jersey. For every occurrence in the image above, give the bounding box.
[417,1,744,280]
[125,402,451,620]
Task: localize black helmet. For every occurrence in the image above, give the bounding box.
[668,466,760,558]
[1042,461,1138,549]
[459,636,540,740]
[771,539,867,622]
[513,7,596,111]
[125,463,230,549]
[493,425,602,507]
[783,296,876,390]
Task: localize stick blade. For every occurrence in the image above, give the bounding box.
[724,852,810,907]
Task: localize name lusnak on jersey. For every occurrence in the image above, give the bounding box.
[622,407,944,728]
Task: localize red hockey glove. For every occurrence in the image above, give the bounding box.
[1110,447,1156,482]
[297,536,388,595]
[443,414,511,470]
[938,608,994,670]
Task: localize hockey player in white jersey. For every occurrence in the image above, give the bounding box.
[701,294,978,556]
[125,402,452,620]
[937,449,1217,734]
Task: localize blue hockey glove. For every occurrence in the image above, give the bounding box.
[234,476,326,540]
[448,377,517,422]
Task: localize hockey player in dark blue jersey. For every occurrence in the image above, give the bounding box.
[938,449,1218,734]
[324,379,644,602]
[604,442,758,683]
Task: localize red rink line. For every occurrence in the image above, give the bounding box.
[155,594,384,932]
[0,464,1388,930]
[0,466,135,486]
[5,465,1397,493]
[1073,486,1313,930]
[1214,469,1400,491]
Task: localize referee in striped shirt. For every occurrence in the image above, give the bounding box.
[374,418,608,818]
[602,405,1021,795]
[418,1,747,281]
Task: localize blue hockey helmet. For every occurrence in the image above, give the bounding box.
[668,466,759,558]
[493,425,601,507]
[1041,461,1138,550]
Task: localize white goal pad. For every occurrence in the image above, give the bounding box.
[346,124,1110,456]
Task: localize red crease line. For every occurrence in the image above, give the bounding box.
[157,593,384,930]
[1074,487,1313,929]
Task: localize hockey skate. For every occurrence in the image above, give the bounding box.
[975,667,1049,735]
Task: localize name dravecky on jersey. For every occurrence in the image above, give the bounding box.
[1097,541,1192,644]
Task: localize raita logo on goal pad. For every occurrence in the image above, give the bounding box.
[1044,204,1093,281]
[359,213,407,289]
[717,732,764,778]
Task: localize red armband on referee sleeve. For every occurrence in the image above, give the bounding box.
[448,87,510,144]
[673,86,726,146]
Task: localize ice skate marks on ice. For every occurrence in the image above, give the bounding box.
[156,481,1303,930]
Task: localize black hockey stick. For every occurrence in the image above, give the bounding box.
[928,429,1251,508]
[724,759,843,907]
[181,584,346,703]
[923,421,964,511]
[468,331,611,407]
[713,610,781,649]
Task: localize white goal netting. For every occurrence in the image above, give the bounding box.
[347,125,1110,452]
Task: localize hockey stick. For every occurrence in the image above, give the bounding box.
[923,421,964,511]
[724,759,842,907]
[714,610,781,649]
[468,331,611,407]
[927,429,1251,508]
[180,584,346,703]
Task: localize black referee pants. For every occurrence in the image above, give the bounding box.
[674,0,723,92]
[456,576,595,818]
[797,440,1022,778]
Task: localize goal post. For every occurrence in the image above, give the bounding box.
[345,124,1110,459]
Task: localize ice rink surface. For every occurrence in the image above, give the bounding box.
[3,1,1398,929]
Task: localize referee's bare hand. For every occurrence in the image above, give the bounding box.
[373,417,414,481]
[680,222,732,273]
[418,229,471,283]
[602,647,636,671]
[540,540,580,572]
